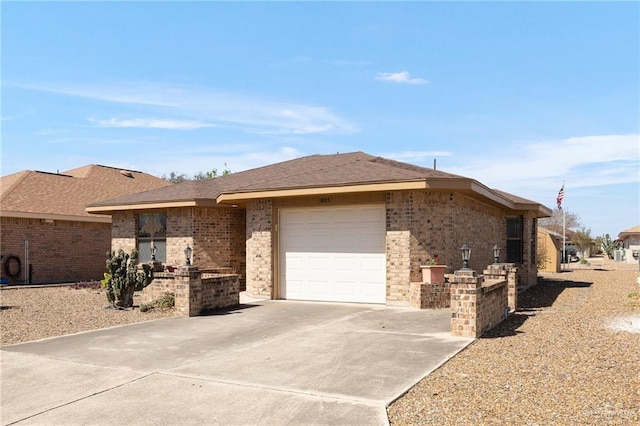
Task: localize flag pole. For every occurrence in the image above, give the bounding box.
[562,181,566,271]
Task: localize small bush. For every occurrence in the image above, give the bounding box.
[140,292,175,312]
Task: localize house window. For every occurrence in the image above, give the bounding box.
[506,216,523,263]
[137,212,167,262]
[530,218,537,266]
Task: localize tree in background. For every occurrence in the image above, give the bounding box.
[539,208,582,234]
[193,164,231,180]
[162,164,231,183]
[572,227,593,259]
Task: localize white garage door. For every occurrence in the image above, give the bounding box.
[279,205,386,304]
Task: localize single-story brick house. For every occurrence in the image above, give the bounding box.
[617,225,640,263]
[88,152,551,305]
[0,165,171,284]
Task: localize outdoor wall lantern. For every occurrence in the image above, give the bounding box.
[150,241,157,262]
[184,244,192,266]
[493,244,501,264]
[460,243,471,270]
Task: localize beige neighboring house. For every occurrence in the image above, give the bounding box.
[0,165,171,284]
[618,225,640,263]
[89,152,552,306]
[537,227,562,272]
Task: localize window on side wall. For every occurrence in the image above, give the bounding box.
[506,215,523,263]
[137,212,167,262]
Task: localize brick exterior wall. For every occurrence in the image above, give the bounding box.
[386,190,513,305]
[245,199,273,298]
[111,211,136,254]
[167,207,194,266]
[192,207,246,286]
[111,207,246,289]
[241,190,538,305]
[1,216,110,284]
[110,189,538,307]
[386,192,412,302]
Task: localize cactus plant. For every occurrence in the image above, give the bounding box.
[104,249,154,308]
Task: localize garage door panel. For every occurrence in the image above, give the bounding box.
[308,210,331,224]
[308,280,331,296]
[361,256,385,272]
[308,255,331,271]
[361,206,386,222]
[280,205,386,304]
[334,256,358,271]
[362,281,384,297]
[281,210,307,225]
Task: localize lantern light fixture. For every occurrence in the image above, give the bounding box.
[493,244,501,264]
[460,243,471,270]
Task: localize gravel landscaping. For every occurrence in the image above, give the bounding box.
[388,259,640,425]
[0,284,178,346]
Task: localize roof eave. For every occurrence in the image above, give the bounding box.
[86,199,219,214]
[0,210,112,223]
[216,181,429,204]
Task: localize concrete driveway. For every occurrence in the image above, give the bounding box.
[1,299,473,425]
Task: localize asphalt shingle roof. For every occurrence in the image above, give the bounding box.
[1,165,171,219]
[87,152,551,217]
[89,152,466,207]
[618,225,640,239]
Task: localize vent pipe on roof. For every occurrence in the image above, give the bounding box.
[433,159,437,170]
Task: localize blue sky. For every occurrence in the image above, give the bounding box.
[2,1,638,238]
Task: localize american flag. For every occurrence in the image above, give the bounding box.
[556,184,565,210]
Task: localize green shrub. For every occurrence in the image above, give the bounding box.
[139,292,175,313]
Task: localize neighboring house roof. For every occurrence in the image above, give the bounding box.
[538,227,562,251]
[1,165,172,222]
[536,222,577,240]
[539,226,562,238]
[618,225,640,240]
[88,152,552,217]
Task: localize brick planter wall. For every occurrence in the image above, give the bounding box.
[142,268,239,316]
[450,267,512,338]
[410,281,451,309]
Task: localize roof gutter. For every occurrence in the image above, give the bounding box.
[0,210,112,223]
[216,181,429,204]
[86,199,219,214]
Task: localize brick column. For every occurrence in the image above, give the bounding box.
[450,270,482,338]
[174,266,201,316]
[506,266,518,312]
[484,263,518,312]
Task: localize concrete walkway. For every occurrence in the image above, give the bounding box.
[1,300,473,425]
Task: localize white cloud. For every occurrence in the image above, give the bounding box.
[90,117,217,130]
[142,146,304,177]
[447,134,640,196]
[375,71,428,85]
[16,81,359,136]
